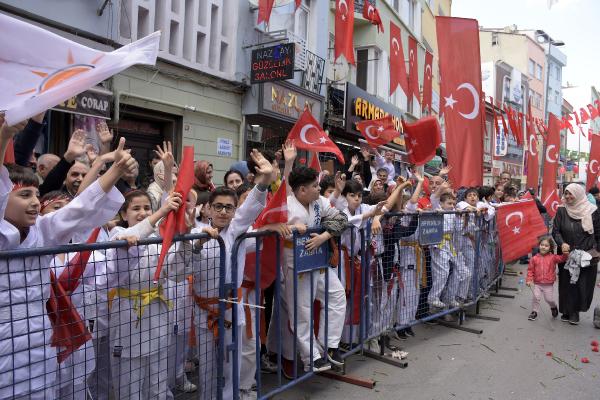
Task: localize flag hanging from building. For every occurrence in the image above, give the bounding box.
[362,1,384,33]
[389,21,409,97]
[541,114,561,217]
[526,99,539,191]
[422,51,433,114]
[355,115,400,148]
[257,0,276,24]
[587,132,600,190]
[402,116,441,166]
[287,108,345,163]
[335,0,355,65]
[407,35,420,109]
[436,17,484,187]
[497,200,548,262]
[0,12,160,125]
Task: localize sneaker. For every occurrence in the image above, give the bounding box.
[569,312,580,325]
[395,329,408,340]
[551,307,558,318]
[305,357,331,372]
[176,375,197,393]
[560,314,570,322]
[383,334,400,351]
[260,353,278,374]
[594,306,600,329]
[405,327,415,337]
[528,311,538,321]
[327,348,344,367]
[239,389,258,400]
[430,300,446,309]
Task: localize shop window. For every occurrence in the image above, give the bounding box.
[356,49,369,91]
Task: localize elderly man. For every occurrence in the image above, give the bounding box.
[36,153,60,184]
[499,171,512,186]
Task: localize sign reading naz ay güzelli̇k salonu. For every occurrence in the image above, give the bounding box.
[251,43,295,84]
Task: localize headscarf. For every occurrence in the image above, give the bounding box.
[562,183,597,234]
[194,160,215,192]
[153,161,165,187]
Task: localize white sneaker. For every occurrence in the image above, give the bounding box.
[430,300,446,309]
[240,389,258,400]
[176,375,197,393]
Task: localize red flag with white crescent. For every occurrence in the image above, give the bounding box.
[287,108,345,163]
[541,114,561,217]
[526,122,540,192]
[580,107,591,123]
[355,115,400,148]
[309,151,322,173]
[496,200,548,262]
[436,17,483,187]
[362,1,384,33]
[587,132,600,190]
[257,0,275,25]
[402,116,441,166]
[422,51,433,113]
[335,0,355,65]
[587,104,599,119]
[407,35,420,108]
[389,21,409,97]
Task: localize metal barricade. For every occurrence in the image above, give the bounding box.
[0,233,229,400]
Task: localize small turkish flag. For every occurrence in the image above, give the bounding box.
[389,21,409,96]
[580,107,591,123]
[422,51,433,113]
[497,200,547,262]
[402,116,441,166]
[355,115,400,148]
[250,182,288,289]
[257,0,275,25]
[362,1,384,33]
[335,0,355,64]
[287,108,345,163]
[588,104,599,119]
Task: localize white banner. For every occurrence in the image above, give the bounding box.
[0,13,160,125]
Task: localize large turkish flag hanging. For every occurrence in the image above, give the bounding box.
[389,21,408,97]
[587,133,600,190]
[436,17,484,187]
[407,35,420,109]
[422,51,433,114]
[496,200,548,262]
[334,0,355,65]
[541,113,561,217]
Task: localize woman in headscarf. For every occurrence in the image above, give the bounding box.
[193,160,215,195]
[552,183,600,325]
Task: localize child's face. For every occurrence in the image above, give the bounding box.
[6,187,41,228]
[121,195,152,227]
[323,186,335,198]
[345,192,362,212]
[466,192,478,206]
[494,186,504,199]
[209,195,237,229]
[372,180,385,194]
[377,170,388,182]
[440,199,456,211]
[40,199,70,216]
[299,180,321,203]
[539,240,551,255]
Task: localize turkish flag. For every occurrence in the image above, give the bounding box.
[541,114,561,217]
[154,146,195,282]
[309,151,322,173]
[588,104,599,119]
[436,17,483,187]
[496,200,548,262]
[580,107,591,123]
[355,114,400,148]
[574,111,581,126]
[422,51,433,113]
[248,182,288,289]
[287,108,345,163]
[407,35,420,108]
[335,0,355,65]
[57,227,101,294]
[257,0,275,25]
[362,1,384,33]
[389,21,408,96]
[587,132,600,190]
[526,125,540,192]
[503,105,519,144]
[402,116,441,166]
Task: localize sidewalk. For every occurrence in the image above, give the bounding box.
[271,263,600,400]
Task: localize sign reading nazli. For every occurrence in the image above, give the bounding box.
[251,43,295,84]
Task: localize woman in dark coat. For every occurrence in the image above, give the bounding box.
[552,183,600,325]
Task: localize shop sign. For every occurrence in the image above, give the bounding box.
[52,89,111,119]
[261,81,323,122]
[345,83,403,138]
[251,43,295,84]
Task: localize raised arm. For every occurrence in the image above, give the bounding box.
[282,140,297,194]
[39,129,87,195]
[384,177,412,210]
[14,112,45,166]
[409,172,425,205]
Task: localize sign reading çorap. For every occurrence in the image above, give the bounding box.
[294,233,329,273]
[251,43,295,84]
[418,213,444,245]
[52,89,112,119]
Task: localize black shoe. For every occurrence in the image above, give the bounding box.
[327,348,344,366]
[405,327,415,337]
[306,357,331,372]
[560,314,570,322]
[551,307,558,318]
[528,312,538,321]
[395,329,408,340]
[569,313,580,325]
[383,334,400,351]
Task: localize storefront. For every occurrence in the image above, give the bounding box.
[243,80,325,163]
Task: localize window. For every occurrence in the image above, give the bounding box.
[408,0,416,31]
[492,32,499,46]
[555,65,561,81]
[535,64,542,80]
[549,63,554,78]
[528,59,535,76]
[393,0,400,12]
[356,49,369,91]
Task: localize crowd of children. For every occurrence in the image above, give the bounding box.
[0,112,556,399]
